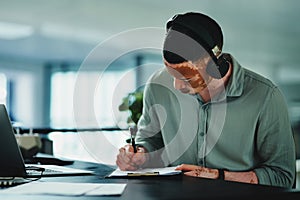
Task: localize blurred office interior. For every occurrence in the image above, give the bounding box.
[0,0,300,163]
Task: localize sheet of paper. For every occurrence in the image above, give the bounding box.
[108,166,182,177]
[0,181,127,196]
[85,184,127,196]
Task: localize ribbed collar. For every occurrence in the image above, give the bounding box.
[225,54,244,97]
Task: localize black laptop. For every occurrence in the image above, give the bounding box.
[0,104,93,186]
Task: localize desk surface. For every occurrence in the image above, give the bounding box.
[1,160,300,200]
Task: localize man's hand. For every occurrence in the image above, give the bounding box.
[116,144,148,171]
[176,164,219,179]
[176,164,258,184]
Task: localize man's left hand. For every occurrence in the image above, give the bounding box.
[176,164,219,179]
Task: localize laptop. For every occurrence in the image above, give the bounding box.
[0,104,93,185]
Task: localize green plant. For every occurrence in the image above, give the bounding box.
[118,91,143,125]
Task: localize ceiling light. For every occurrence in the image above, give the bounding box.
[40,23,104,44]
[0,21,34,40]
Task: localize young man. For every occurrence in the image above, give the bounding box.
[116,12,296,188]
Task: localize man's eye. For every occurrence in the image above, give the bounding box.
[182,78,194,82]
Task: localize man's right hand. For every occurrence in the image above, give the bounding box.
[116,144,148,171]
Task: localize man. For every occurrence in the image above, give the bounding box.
[116,12,296,188]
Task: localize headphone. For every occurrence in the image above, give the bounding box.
[166,13,230,79]
[206,46,230,79]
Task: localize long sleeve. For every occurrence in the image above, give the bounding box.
[135,81,164,152]
[253,87,296,188]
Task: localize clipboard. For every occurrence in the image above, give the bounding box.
[106,166,182,178]
[127,172,160,176]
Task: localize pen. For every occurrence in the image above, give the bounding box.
[127,172,159,176]
[129,126,137,153]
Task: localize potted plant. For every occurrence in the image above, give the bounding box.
[119,90,143,143]
[118,90,143,126]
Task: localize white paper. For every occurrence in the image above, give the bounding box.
[0,181,127,196]
[108,166,182,177]
[85,184,127,196]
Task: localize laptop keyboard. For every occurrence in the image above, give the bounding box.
[0,177,30,187]
[26,166,62,176]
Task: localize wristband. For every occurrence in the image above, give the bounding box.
[218,169,225,180]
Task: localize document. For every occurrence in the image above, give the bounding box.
[0,181,127,196]
[107,166,182,177]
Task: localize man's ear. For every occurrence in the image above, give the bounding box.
[206,54,229,79]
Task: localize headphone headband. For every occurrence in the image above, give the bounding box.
[166,13,223,62]
[164,12,229,79]
[166,13,215,48]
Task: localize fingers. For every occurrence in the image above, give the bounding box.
[119,147,132,163]
[137,146,146,153]
[116,145,147,171]
[175,164,200,171]
[175,164,219,179]
[184,168,219,179]
[116,158,137,171]
[131,153,146,166]
[130,146,147,165]
[116,146,136,171]
[184,168,204,177]
[124,144,134,153]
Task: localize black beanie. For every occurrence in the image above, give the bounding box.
[163,12,223,64]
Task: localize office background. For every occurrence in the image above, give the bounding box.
[0,0,300,158]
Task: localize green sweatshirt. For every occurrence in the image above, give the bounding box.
[136,54,296,188]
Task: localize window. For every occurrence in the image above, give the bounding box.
[50,70,136,128]
[0,73,7,105]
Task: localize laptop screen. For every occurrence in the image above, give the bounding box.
[0,104,27,177]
